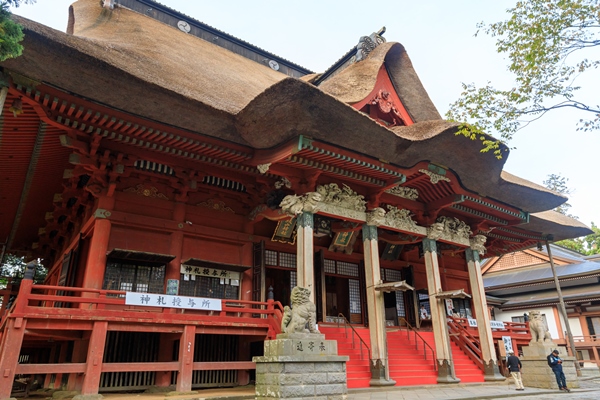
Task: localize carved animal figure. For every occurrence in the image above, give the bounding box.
[302,192,322,213]
[469,235,487,254]
[529,310,552,342]
[279,194,305,216]
[366,207,386,226]
[281,287,320,334]
[427,221,445,240]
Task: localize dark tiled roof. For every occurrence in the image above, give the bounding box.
[483,260,600,289]
[501,284,600,308]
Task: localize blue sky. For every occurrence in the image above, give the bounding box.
[11,0,600,228]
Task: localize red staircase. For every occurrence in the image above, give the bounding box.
[387,329,438,385]
[319,325,371,388]
[320,324,485,388]
[418,332,485,383]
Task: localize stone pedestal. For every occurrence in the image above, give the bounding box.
[520,343,580,389]
[254,333,349,399]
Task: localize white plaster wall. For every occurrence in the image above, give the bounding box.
[493,306,560,338]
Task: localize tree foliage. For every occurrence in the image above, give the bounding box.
[447,0,600,157]
[0,253,46,283]
[543,173,576,217]
[557,222,600,255]
[542,173,600,255]
[0,0,35,61]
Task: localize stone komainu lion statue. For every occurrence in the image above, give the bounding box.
[529,310,552,342]
[281,287,320,334]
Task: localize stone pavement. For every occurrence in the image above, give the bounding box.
[28,376,600,400]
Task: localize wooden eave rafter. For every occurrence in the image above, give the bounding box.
[253,135,407,188]
[11,82,256,173]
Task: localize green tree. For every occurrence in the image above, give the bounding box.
[543,173,576,217]
[447,0,600,157]
[0,253,47,283]
[0,0,35,61]
[557,222,600,255]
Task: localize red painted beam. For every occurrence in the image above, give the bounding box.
[192,361,255,370]
[101,361,179,372]
[16,362,86,374]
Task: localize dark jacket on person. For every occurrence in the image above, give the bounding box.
[507,354,522,373]
[548,353,563,371]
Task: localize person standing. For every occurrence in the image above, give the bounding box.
[507,351,524,391]
[548,349,570,392]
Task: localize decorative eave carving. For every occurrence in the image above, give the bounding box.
[275,177,291,189]
[384,205,418,232]
[427,216,472,244]
[316,183,366,212]
[366,207,386,226]
[257,163,271,174]
[385,185,419,200]
[279,192,322,216]
[197,199,234,214]
[419,169,451,184]
[123,184,169,200]
[469,234,487,255]
[370,90,406,127]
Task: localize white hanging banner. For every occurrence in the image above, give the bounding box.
[125,292,222,311]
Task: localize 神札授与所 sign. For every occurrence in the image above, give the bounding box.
[125,292,222,311]
[180,264,241,281]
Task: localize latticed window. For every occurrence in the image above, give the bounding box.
[179,275,239,299]
[348,279,361,314]
[103,261,165,294]
[265,250,296,269]
[396,293,406,317]
[324,259,359,277]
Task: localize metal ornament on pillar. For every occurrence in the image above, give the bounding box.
[422,237,437,253]
[362,224,378,241]
[297,212,314,228]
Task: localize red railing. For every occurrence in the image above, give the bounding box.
[2,282,285,338]
[398,317,437,370]
[447,316,484,371]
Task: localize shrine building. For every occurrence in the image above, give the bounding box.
[0,0,592,397]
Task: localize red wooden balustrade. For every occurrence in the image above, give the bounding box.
[0,280,285,397]
[446,317,484,371]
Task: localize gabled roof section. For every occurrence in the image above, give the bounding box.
[318,42,441,123]
[482,248,573,275]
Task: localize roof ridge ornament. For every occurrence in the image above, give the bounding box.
[354,27,387,63]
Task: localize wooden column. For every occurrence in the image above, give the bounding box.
[52,343,69,389]
[362,224,395,386]
[176,325,196,392]
[81,218,111,291]
[156,333,177,387]
[0,318,27,399]
[296,212,315,303]
[67,339,86,391]
[81,321,109,395]
[166,203,186,293]
[423,238,459,383]
[465,248,504,381]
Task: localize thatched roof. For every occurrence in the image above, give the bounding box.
[318,42,441,122]
[1,0,576,218]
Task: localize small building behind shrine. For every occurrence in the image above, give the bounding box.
[483,244,600,373]
[0,0,592,397]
